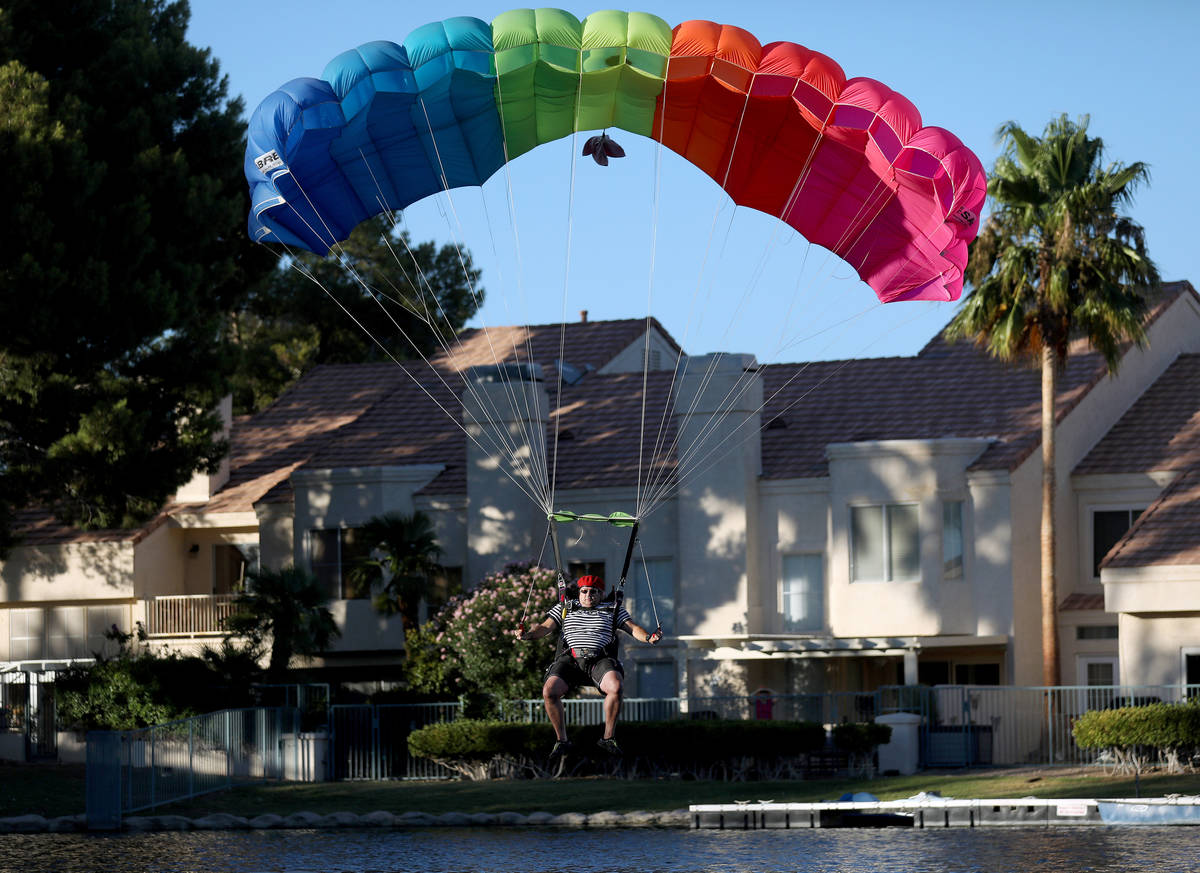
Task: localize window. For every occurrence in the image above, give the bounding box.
[309,528,370,600]
[1076,625,1119,640]
[419,566,463,624]
[630,559,674,634]
[851,503,919,582]
[1092,508,1145,577]
[918,660,950,685]
[86,606,126,659]
[942,501,964,580]
[1185,651,1200,695]
[636,661,676,698]
[214,543,259,595]
[781,554,824,632]
[954,663,1000,685]
[46,607,86,660]
[9,609,43,661]
[1078,656,1118,687]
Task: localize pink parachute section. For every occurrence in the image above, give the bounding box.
[656,21,986,302]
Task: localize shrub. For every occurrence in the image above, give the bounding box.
[408,718,829,780]
[55,630,260,732]
[832,722,893,778]
[1073,700,1200,774]
[405,563,559,705]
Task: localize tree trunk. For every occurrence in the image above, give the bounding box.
[1040,345,1060,687]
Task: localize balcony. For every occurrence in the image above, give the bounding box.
[143,594,236,638]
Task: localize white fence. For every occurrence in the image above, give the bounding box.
[143,594,236,637]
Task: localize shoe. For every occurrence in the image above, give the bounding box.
[596,737,622,756]
[549,739,572,759]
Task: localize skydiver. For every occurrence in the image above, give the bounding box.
[517,574,662,758]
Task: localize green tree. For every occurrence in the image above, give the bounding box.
[406,563,558,703]
[347,510,447,629]
[948,115,1158,686]
[0,0,272,550]
[225,566,340,680]
[229,215,483,413]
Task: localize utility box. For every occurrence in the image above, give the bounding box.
[876,712,922,775]
[282,731,329,782]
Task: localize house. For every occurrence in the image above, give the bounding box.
[1,282,1197,702]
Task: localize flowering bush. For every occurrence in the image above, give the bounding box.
[405,562,560,705]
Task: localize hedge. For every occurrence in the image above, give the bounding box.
[408,718,839,780]
[1073,700,1200,774]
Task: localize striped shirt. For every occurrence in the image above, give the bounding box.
[547,600,633,650]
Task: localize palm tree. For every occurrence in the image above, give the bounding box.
[225,565,341,679]
[348,511,445,630]
[948,114,1158,687]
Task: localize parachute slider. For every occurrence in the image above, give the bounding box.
[582,132,625,167]
[548,510,637,528]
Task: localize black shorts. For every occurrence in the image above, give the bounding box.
[546,652,623,690]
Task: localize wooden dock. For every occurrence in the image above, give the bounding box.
[691,797,1114,829]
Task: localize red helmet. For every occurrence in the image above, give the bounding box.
[577,574,604,593]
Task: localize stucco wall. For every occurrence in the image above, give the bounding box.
[1006,451,1044,686]
[672,355,760,637]
[463,380,548,583]
[966,469,1015,655]
[256,501,294,571]
[826,438,990,639]
[132,522,181,598]
[1118,612,1200,686]
[1,540,135,603]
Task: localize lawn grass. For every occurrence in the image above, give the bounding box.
[0,762,86,819]
[5,761,1197,820]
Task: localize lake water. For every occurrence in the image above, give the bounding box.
[4,826,1200,873]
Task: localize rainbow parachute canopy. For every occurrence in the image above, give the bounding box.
[245,9,986,303]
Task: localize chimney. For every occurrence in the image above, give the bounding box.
[580,310,588,323]
[174,395,233,503]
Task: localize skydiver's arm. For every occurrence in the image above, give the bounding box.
[620,619,662,644]
[518,616,558,641]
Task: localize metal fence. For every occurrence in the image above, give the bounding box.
[86,707,300,830]
[0,670,57,759]
[332,684,1199,777]
[331,703,462,780]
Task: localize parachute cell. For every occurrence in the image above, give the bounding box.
[245,9,985,302]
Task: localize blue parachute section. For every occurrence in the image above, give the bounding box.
[245,16,502,253]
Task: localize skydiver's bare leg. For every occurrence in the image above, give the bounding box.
[543,675,570,741]
[599,671,623,739]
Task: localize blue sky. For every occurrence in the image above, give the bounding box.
[189,0,1199,363]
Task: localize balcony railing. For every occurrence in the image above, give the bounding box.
[144,595,236,638]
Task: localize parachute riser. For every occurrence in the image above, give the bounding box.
[612,519,643,638]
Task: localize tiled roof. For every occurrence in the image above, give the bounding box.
[760,281,1195,480]
[1060,593,1106,611]
[9,508,146,546]
[1101,467,1200,569]
[545,370,677,497]
[429,317,681,378]
[1074,354,1200,475]
[201,318,684,509]
[760,348,1103,479]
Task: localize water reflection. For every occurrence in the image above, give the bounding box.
[3,826,1200,873]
